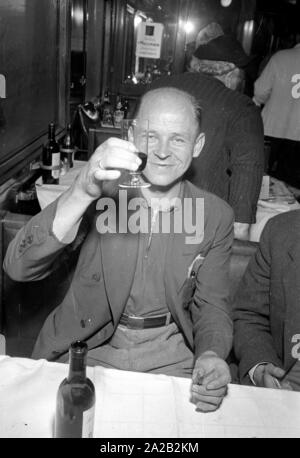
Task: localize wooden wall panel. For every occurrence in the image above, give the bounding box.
[0,0,70,185]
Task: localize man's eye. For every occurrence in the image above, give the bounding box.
[172,137,185,145]
[148,134,157,142]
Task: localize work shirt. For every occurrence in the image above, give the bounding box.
[124,186,183,318]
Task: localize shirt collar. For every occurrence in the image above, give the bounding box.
[140,182,185,212]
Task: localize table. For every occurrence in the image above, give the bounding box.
[35,161,86,210]
[249,176,300,242]
[0,356,300,438]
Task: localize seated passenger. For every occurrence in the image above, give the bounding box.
[233,210,300,390]
[4,86,234,412]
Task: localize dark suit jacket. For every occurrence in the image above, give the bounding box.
[4,181,234,363]
[233,210,300,384]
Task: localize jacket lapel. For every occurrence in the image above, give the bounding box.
[283,241,300,370]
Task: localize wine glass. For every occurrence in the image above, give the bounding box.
[119,119,151,189]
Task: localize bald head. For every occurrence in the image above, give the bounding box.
[137,87,202,133]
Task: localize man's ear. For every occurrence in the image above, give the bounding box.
[193,132,205,158]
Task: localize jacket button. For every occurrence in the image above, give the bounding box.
[92,273,101,282]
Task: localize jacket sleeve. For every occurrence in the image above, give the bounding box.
[233,219,282,383]
[227,99,264,224]
[3,199,88,282]
[191,203,234,361]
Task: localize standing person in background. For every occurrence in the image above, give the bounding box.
[253,36,300,188]
[188,22,252,93]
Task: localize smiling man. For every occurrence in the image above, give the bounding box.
[4,87,234,412]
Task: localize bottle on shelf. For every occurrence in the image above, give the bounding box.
[101,89,113,127]
[144,65,153,84]
[41,122,61,184]
[60,123,76,172]
[54,341,96,438]
[122,98,129,119]
[113,95,124,128]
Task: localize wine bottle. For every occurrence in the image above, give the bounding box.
[60,124,75,170]
[122,98,129,120]
[101,89,113,127]
[42,123,60,184]
[113,96,124,128]
[54,341,95,438]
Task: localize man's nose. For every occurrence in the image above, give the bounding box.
[155,140,171,159]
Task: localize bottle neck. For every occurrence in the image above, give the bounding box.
[48,123,56,141]
[67,342,88,381]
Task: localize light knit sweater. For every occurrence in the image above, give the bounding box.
[254,44,300,141]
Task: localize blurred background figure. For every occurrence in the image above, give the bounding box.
[187,22,252,93]
[253,34,300,189]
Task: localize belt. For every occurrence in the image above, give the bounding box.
[119,312,174,329]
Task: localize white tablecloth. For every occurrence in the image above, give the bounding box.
[35,161,86,209]
[0,356,300,438]
[249,177,300,242]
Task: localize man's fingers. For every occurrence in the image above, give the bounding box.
[195,401,220,413]
[264,373,282,389]
[97,153,141,172]
[94,169,121,181]
[94,137,137,153]
[191,384,226,397]
[192,394,223,407]
[192,368,205,384]
[266,364,285,379]
[206,373,231,390]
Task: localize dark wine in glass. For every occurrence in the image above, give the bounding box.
[119,119,150,188]
[137,152,148,172]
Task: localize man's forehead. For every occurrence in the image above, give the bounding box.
[141,88,191,106]
[138,89,196,122]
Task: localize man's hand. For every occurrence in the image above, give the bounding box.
[191,351,231,412]
[75,137,141,200]
[53,138,141,242]
[253,363,293,390]
[234,222,250,241]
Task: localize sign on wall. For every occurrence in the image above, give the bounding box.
[136,22,164,59]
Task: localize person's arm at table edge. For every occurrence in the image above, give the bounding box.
[233,219,282,384]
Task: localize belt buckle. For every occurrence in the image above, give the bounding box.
[127,316,145,330]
